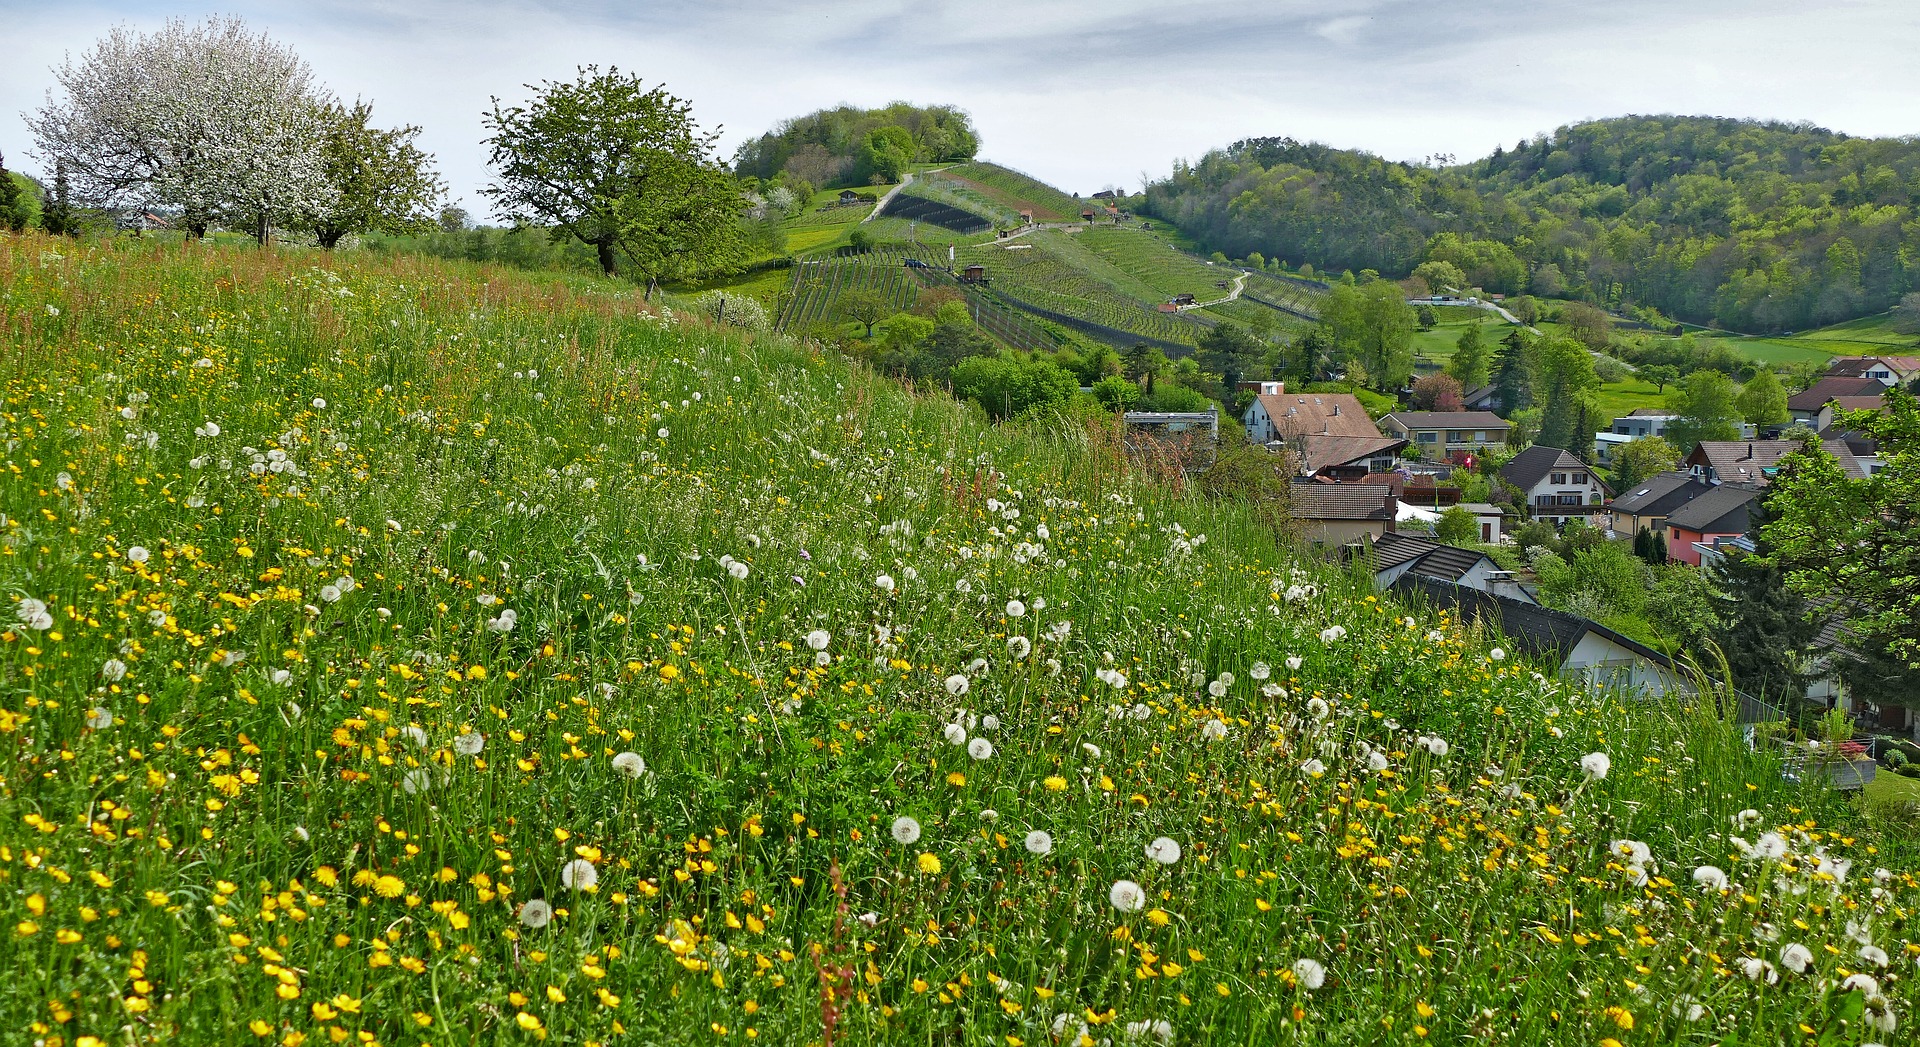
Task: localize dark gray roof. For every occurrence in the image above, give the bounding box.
[1500,444,1603,493]
[1389,575,1678,672]
[1664,484,1762,534]
[1786,376,1884,412]
[1687,440,1869,483]
[1290,483,1393,520]
[1383,411,1510,430]
[1365,532,1493,582]
[1605,471,1712,517]
[1461,385,1498,407]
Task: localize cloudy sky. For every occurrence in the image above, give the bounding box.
[4,0,1916,213]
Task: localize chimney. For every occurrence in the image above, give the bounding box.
[1383,491,1399,533]
[1332,404,1341,416]
[1743,442,1753,459]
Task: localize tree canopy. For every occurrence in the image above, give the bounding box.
[1144,116,1920,332]
[733,103,979,187]
[483,67,746,283]
[303,101,444,249]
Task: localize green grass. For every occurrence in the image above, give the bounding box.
[1865,769,1920,803]
[944,161,1086,223]
[1411,308,1511,362]
[5,232,1911,1044]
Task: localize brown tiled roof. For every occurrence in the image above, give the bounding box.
[1289,483,1393,520]
[1829,396,1890,413]
[1296,435,1407,472]
[1500,445,1607,494]
[1787,377,1884,412]
[1256,393,1383,439]
[1688,440,1868,484]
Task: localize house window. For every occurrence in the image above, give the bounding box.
[1446,431,1467,443]
[1550,472,1566,484]
[1417,432,1437,443]
[1557,494,1582,506]
[1571,472,1585,484]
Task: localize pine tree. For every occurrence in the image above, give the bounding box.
[43,163,73,236]
[1494,328,1532,417]
[1708,501,1816,704]
[0,149,24,233]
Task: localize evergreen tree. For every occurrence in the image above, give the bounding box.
[1493,328,1532,417]
[1652,530,1667,563]
[1708,500,1816,704]
[0,150,23,232]
[43,163,73,236]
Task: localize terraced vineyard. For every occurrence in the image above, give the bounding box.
[1076,227,1233,302]
[906,173,1025,228]
[875,192,992,234]
[775,247,1056,352]
[962,235,1207,347]
[943,161,1086,222]
[1243,268,1331,321]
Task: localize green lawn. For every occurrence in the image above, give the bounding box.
[1413,308,1511,362]
[1589,377,1669,421]
[1865,768,1920,803]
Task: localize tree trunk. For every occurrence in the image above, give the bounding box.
[317,228,344,250]
[645,279,657,303]
[596,241,617,277]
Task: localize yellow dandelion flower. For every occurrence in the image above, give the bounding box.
[917,853,943,875]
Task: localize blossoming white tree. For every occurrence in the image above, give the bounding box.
[27,16,333,241]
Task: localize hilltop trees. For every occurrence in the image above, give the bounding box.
[302,101,445,249]
[28,16,331,240]
[484,67,745,284]
[734,103,979,186]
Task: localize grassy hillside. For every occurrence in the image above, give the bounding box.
[6,234,1910,1043]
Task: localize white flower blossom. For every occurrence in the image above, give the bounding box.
[1580,752,1611,780]
[611,751,646,779]
[1145,837,1182,864]
[561,859,599,891]
[1108,879,1146,913]
[890,816,922,845]
[1024,830,1052,856]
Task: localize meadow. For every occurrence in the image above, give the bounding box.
[0,233,1913,1046]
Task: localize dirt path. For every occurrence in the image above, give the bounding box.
[1184,270,1247,310]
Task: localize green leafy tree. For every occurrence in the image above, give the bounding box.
[1894,291,1920,336]
[858,126,915,184]
[1092,375,1141,411]
[842,290,888,338]
[303,100,445,248]
[482,66,746,286]
[1736,367,1789,427]
[1447,323,1490,388]
[1761,389,1920,671]
[1640,364,1680,394]
[1434,505,1478,545]
[1413,259,1466,294]
[951,355,1078,421]
[1323,281,1414,390]
[1559,302,1613,350]
[877,312,934,352]
[1665,369,1744,451]
[1610,436,1679,488]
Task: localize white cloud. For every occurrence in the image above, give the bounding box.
[2,0,1915,214]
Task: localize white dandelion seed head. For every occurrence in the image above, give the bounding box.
[1693,865,1729,891]
[1207,680,1227,698]
[1753,833,1789,861]
[319,584,343,603]
[102,658,128,681]
[125,546,150,564]
[1843,973,1881,996]
[981,714,1000,731]
[486,608,518,633]
[454,732,485,756]
[1202,718,1229,740]
[1739,957,1778,984]
[1489,647,1506,661]
[944,674,970,697]
[942,723,968,746]
[1301,758,1327,777]
[1024,830,1053,856]
[1123,1018,1174,1044]
[270,669,293,686]
[1318,626,1346,644]
[402,725,429,748]
[1108,879,1146,913]
[1082,743,1103,760]
[979,809,998,823]
[1291,958,1326,990]
[1007,635,1031,660]
[1005,599,1026,618]
[1860,944,1890,967]
[805,629,831,651]
[875,574,896,592]
[814,650,831,667]
[1044,657,1062,677]
[727,560,750,580]
[1779,942,1813,974]
[1306,698,1330,719]
[1366,750,1389,772]
[967,737,994,760]
[401,768,433,795]
[1145,837,1182,865]
[561,858,599,891]
[1129,703,1151,721]
[1285,655,1303,671]
[518,899,553,929]
[856,911,879,928]
[1417,735,1450,757]
[1580,752,1611,780]
[87,706,114,729]
[611,751,647,779]
[890,816,922,845]
[1249,661,1270,680]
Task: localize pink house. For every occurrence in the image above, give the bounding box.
[1663,485,1761,566]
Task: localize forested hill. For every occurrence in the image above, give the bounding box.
[1144,115,1920,332]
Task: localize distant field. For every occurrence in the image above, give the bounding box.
[1412,307,1512,361]
[1589,377,1670,421]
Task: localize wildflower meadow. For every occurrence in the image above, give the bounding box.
[0,232,1911,1044]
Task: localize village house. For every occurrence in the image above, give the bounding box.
[1826,355,1920,386]
[1460,385,1501,411]
[1244,392,1405,477]
[1457,502,1508,544]
[1498,445,1611,527]
[1684,440,1869,486]
[1361,533,1534,602]
[1122,409,1219,471]
[1287,483,1396,546]
[1593,409,1681,462]
[1787,376,1885,427]
[1663,484,1762,566]
[1390,575,1691,697]
[1378,411,1511,453]
[1603,471,1713,536]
